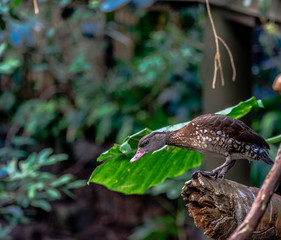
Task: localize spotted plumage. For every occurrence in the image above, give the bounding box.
[130,114,273,179]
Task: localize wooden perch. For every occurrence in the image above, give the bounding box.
[228,143,281,239]
[181,172,281,240]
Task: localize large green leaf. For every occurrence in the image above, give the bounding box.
[88,97,263,194]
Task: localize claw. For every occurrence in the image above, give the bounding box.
[217,171,226,179]
[214,171,219,179]
[192,169,227,180]
[192,170,219,179]
[192,170,201,179]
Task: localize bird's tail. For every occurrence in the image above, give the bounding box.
[259,150,274,165]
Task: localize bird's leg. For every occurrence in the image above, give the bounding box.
[192,155,233,179]
[218,160,236,179]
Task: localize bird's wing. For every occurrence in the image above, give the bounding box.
[194,114,269,150]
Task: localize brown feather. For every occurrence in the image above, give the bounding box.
[194,114,269,150]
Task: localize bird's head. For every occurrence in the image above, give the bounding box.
[130,132,166,163]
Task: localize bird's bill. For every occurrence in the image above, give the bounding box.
[130,148,146,163]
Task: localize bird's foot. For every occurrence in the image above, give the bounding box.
[217,169,227,180]
[192,170,220,179]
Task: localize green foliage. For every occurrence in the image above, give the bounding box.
[129,215,178,240]
[251,98,281,186]
[89,97,264,195]
[13,99,71,139]
[0,43,20,74]
[129,197,187,240]
[0,148,86,239]
[0,4,204,144]
[0,58,20,74]
[0,4,205,239]
[148,171,194,200]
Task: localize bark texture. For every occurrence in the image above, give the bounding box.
[181,172,281,240]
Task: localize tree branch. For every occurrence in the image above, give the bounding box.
[228,143,281,240]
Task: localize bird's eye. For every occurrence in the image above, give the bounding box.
[140,139,149,148]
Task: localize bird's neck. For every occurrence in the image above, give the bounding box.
[166,129,193,150]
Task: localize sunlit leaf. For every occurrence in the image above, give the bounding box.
[0,58,20,74]
[216,96,264,118]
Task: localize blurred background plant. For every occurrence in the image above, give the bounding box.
[0,0,204,238]
[0,148,85,240]
[250,20,281,186]
[0,0,203,146]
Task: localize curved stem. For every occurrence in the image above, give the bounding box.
[206,0,236,88]
[217,36,236,82]
[266,134,281,144]
[206,0,221,89]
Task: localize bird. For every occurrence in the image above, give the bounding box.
[130,113,273,179]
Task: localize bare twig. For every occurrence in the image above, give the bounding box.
[217,36,236,81]
[228,143,281,240]
[205,0,236,88]
[33,0,39,14]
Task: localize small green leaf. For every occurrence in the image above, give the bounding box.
[216,96,262,119]
[37,148,53,164]
[61,188,75,199]
[51,174,73,187]
[89,0,99,8]
[119,142,133,156]
[66,180,86,189]
[13,136,35,146]
[96,144,123,162]
[28,186,36,199]
[31,200,51,212]
[0,43,7,57]
[0,58,20,74]
[47,154,68,164]
[0,205,23,218]
[46,189,61,199]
